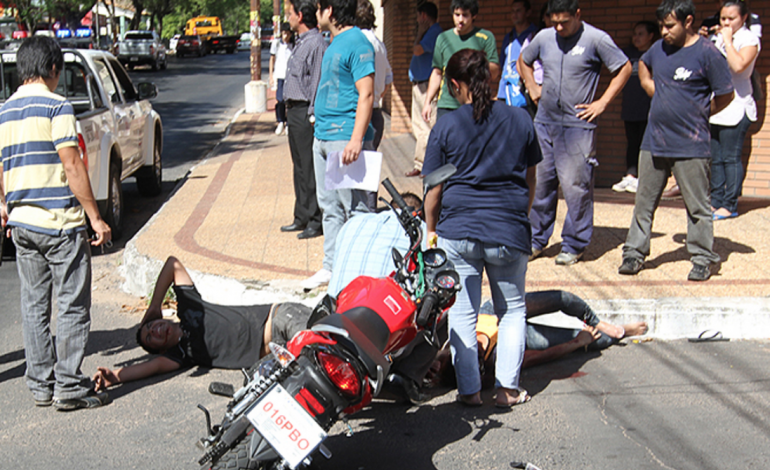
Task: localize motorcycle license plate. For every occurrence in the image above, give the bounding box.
[245,384,326,469]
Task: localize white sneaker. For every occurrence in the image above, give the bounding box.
[612,175,636,193]
[284,126,289,136]
[275,122,285,135]
[624,176,638,193]
[301,268,332,290]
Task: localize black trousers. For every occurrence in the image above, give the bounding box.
[287,104,322,230]
[624,120,647,177]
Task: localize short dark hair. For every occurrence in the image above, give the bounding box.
[512,0,532,11]
[280,22,291,33]
[418,2,438,20]
[400,192,422,209]
[136,321,161,355]
[17,36,63,84]
[655,0,695,23]
[450,0,479,17]
[318,0,358,28]
[635,20,659,37]
[547,0,579,16]
[355,0,377,30]
[289,0,319,29]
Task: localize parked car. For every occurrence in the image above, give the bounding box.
[117,30,167,70]
[237,32,252,51]
[260,27,274,48]
[169,34,181,54]
[0,49,164,239]
[176,34,207,57]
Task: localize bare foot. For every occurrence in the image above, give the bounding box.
[595,320,625,339]
[622,321,648,337]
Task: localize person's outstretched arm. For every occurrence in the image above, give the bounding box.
[93,356,181,391]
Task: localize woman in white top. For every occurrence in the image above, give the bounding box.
[710,0,760,220]
[269,23,294,136]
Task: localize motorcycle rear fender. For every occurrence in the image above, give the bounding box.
[311,314,391,383]
[287,330,336,358]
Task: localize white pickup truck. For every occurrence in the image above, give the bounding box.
[0,48,163,239]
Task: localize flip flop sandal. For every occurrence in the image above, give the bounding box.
[688,330,730,343]
[495,389,531,409]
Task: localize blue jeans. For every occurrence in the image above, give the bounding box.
[530,123,597,254]
[442,237,528,394]
[12,227,92,400]
[711,114,751,213]
[313,138,372,270]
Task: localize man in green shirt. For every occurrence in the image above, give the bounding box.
[420,0,499,123]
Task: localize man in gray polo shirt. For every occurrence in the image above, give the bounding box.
[519,0,630,266]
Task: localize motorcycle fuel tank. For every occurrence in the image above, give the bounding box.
[335,276,418,353]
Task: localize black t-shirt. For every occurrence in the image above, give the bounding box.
[162,286,271,369]
[621,46,651,122]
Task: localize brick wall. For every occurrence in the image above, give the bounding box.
[384,0,770,195]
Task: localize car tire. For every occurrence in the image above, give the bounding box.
[160,57,167,70]
[136,135,163,197]
[227,47,235,54]
[104,159,124,240]
[151,59,158,71]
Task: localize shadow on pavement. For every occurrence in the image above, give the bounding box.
[314,400,511,470]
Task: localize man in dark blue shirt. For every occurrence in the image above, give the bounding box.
[619,0,734,282]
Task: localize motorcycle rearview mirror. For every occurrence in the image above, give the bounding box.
[423,164,457,194]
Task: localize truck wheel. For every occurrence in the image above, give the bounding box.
[104,160,124,240]
[136,135,162,197]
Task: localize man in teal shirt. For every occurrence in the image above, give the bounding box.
[421,0,499,123]
[302,0,376,291]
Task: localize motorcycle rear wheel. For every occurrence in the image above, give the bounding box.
[209,430,279,470]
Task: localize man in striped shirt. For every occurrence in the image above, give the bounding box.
[0,37,112,411]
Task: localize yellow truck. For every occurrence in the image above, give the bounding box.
[185,16,239,54]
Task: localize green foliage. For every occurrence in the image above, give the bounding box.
[149,0,274,38]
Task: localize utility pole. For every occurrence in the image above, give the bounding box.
[273,0,281,40]
[245,0,267,112]
[250,0,261,81]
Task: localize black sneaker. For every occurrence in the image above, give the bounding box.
[53,391,111,411]
[687,263,711,281]
[618,257,643,275]
[387,373,429,405]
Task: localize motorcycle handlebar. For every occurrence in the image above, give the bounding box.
[416,291,438,328]
[382,178,408,212]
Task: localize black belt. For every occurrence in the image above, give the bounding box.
[411,80,429,85]
[286,100,310,108]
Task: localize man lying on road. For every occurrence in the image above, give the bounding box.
[93,257,313,390]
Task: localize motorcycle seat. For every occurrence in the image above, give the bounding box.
[311,313,391,380]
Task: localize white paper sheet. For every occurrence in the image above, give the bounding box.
[324,150,382,192]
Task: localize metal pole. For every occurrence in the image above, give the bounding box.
[250,0,261,81]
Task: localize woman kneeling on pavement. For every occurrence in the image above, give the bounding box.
[423,48,542,408]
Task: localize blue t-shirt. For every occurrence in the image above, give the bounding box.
[422,102,542,253]
[520,22,628,129]
[409,23,442,82]
[314,27,376,142]
[640,37,734,159]
[497,24,538,99]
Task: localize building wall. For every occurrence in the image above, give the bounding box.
[383,0,770,196]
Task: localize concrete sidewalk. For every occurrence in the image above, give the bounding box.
[120,110,770,339]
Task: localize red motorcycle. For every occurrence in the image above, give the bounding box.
[196,165,460,470]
